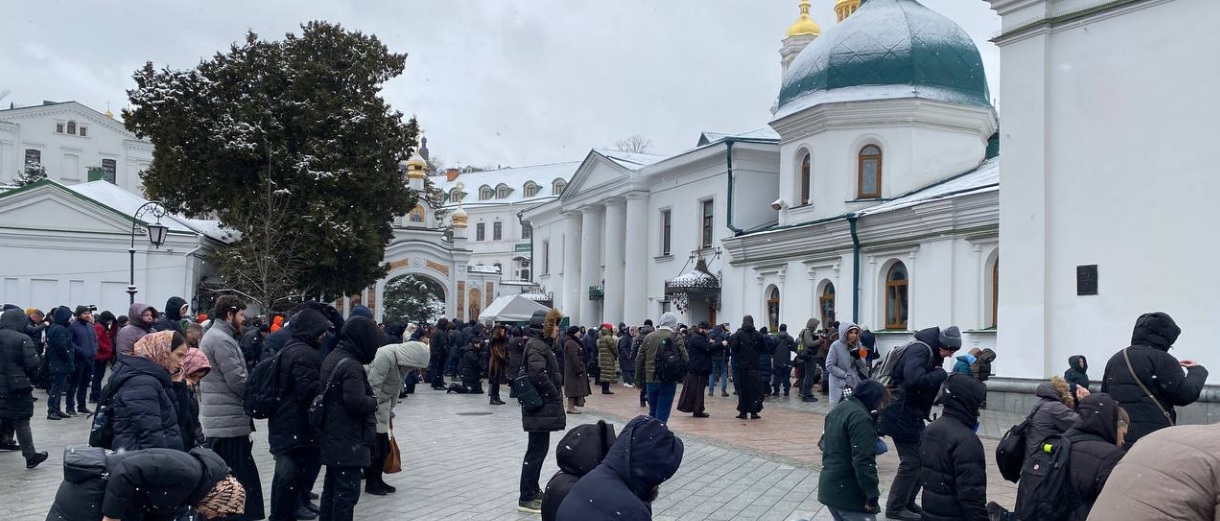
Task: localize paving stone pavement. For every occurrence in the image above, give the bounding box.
[4,381,1020,521]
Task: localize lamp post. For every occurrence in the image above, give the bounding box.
[129,201,169,305]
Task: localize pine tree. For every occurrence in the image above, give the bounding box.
[124,22,419,300]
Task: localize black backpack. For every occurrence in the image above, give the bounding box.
[1014,434,1074,521]
[244,348,286,420]
[995,402,1046,483]
[88,373,138,449]
[654,332,686,384]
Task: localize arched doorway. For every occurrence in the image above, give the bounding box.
[468,287,482,321]
[381,273,446,325]
[766,285,780,332]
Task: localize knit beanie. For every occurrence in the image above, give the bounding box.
[852,380,888,413]
[195,475,246,519]
[939,326,963,350]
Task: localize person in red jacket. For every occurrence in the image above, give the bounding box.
[90,311,118,403]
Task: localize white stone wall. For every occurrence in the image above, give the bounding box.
[992,0,1220,381]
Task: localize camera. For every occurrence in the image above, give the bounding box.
[87,305,98,312]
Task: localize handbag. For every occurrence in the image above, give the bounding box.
[511,366,544,412]
[384,429,402,474]
[1123,347,1174,426]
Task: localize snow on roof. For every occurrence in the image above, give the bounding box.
[698,128,781,145]
[436,161,581,207]
[772,84,990,122]
[67,181,237,243]
[858,157,999,216]
[592,149,667,171]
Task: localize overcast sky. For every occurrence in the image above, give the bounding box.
[1,0,1000,168]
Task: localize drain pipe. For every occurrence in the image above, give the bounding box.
[848,213,861,323]
[724,139,744,235]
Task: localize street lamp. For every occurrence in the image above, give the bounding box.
[129,201,169,304]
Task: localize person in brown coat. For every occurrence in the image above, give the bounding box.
[518,310,566,515]
[1087,422,1220,520]
[562,327,591,414]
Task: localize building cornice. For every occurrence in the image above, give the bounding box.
[987,0,1171,45]
[770,97,998,144]
[0,102,142,140]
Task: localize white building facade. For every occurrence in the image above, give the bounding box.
[987,0,1220,383]
[0,101,153,195]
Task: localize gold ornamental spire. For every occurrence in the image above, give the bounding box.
[836,0,861,22]
[786,0,822,37]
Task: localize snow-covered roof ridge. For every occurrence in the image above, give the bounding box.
[592,149,667,171]
[437,161,582,206]
[698,128,781,145]
[66,181,237,243]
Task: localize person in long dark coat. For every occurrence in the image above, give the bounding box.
[429,318,450,389]
[487,325,510,405]
[676,321,713,418]
[0,308,47,468]
[318,316,383,521]
[729,316,769,419]
[267,308,330,520]
[617,326,635,386]
[562,327,591,414]
[518,310,566,515]
[46,306,75,420]
[541,420,617,521]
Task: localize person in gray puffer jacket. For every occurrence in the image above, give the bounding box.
[825,322,865,406]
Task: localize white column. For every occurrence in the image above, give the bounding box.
[603,199,626,324]
[562,212,583,323]
[623,193,650,325]
[579,207,603,327]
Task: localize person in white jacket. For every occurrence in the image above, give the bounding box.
[825,322,864,405]
[364,326,430,494]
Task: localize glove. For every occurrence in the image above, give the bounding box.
[865,497,880,513]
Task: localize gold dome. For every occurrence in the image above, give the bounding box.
[451,207,468,228]
[786,0,822,37]
[103,109,114,119]
[835,0,861,22]
[405,151,427,180]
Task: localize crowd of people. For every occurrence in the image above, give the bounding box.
[3,293,1218,520]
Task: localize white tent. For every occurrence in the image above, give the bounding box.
[480,295,550,324]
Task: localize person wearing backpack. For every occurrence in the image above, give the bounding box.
[1025,376,1088,458]
[266,307,330,521]
[919,373,988,521]
[878,326,960,520]
[632,320,656,407]
[1061,394,1128,521]
[796,317,821,402]
[635,313,687,423]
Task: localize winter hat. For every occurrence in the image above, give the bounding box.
[644,319,654,327]
[659,312,678,329]
[698,321,711,329]
[939,326,963,350]
[195,475,246,519]
[859,330,876,350]
[528,309,549,331]
[852,380,889,413]
[74,305,92,317]
[779,324,788,332]
[742,315,755,328]
[566,325,582,338]
[602,323,614,332]
[134,331,183,375]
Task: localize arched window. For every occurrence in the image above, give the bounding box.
[766,285,781,332]
[66,121,76,135]
[990,257,999,328]
[449,188,462,203]
[819,282,836,325]
[885,262,909,330]
[552,179,567,196]
[496,183,510,199]
[858,144,882,199]
[524,181,540,198]
[799,152,811,205]
[408,205,425,223]
[479,185,493,200]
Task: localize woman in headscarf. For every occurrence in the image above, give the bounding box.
[173,348,211,449]
[109,330,190,451]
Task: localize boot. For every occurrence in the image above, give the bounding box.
[25,451,48,469]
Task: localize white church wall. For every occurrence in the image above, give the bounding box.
[996,0,1220,381]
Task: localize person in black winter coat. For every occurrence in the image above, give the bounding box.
[155,296,189,334]
[1064,355,1089,391]
[541,420,617,521]
[730,316,770,419]
[67,306,99,415]
[1101,312,1207,446]
[676,322,713,418]
[1062,393,1128,521]
[518,310,567,514]
[448,340,484,394]
[239,324,269,372]
[617,327,635,386]
[758,327,774,397]
[267,308,331,521]
[46,306,76,420]
[919,373,988,521]
[556,415,684,521]
[879,326,959,520]
[429,318,450,389]
[110,331,190,452]
[318,316,383,521]
[0,308,48,468]
[46,447,246,521]
[771,324,795,397]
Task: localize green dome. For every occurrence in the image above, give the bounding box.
[777,0,991,114]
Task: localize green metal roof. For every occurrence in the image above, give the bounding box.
[778,0,991,112]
